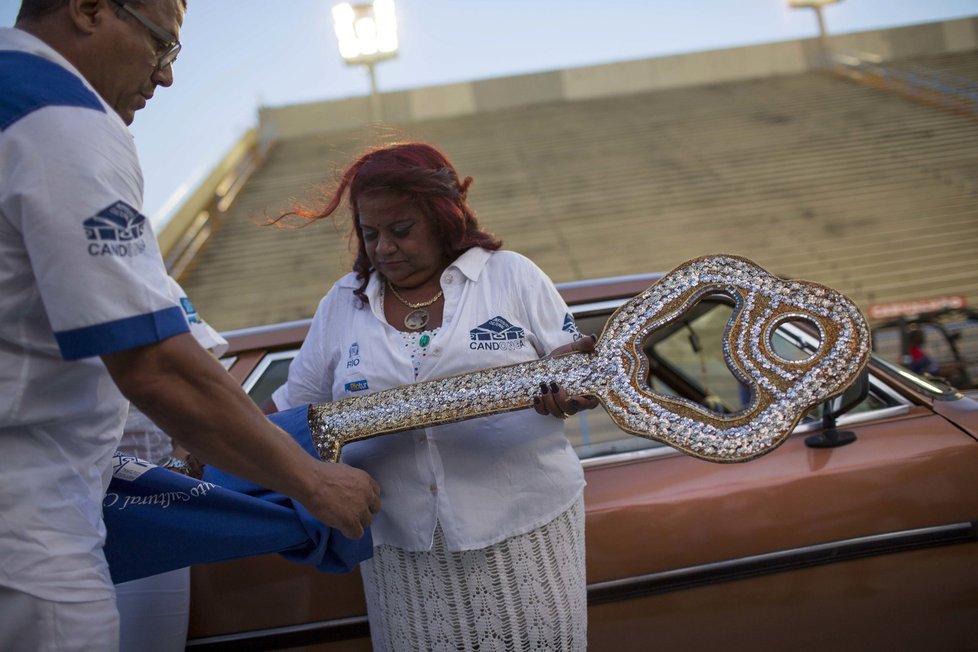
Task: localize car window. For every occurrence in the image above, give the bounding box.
[243,351,296,407]
[568,297,902,460]
[872,325,902,368]
[644,301,749,414]
[918,325,957,367]
[874,323,955,369]
[871,319,978,391]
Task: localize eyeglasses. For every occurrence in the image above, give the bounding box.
[111,0,181,69]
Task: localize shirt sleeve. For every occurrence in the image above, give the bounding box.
[166,276,228,356]
[1,103,185,360]
[511,253,583,357]
[271,291,339,409]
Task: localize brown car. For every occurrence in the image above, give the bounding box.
[186,274,978,652]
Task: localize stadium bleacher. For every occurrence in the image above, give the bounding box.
[172,34,978,333]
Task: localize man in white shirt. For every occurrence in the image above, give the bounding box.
[0,2,379,649]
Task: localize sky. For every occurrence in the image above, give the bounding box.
[2,0,975,229]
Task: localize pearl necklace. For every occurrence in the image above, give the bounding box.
[386,280,444,330]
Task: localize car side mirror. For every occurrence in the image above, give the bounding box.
[805,368,869,449]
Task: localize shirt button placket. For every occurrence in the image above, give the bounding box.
[442,270,456,325]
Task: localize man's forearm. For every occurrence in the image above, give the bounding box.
[101,333,380,538]
[103,334,309,493]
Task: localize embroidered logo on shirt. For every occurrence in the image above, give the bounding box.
[469,316,526,351]
[180,296,202,324]
[562,313,584,341]
[345,380,369,392]
[347,341,361,368]
[110,452,154,481]
[83,201,148,257]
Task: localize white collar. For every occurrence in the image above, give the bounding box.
[339,247,495,292]
[344,247,495,322]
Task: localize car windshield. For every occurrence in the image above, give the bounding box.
[872,316,978,392]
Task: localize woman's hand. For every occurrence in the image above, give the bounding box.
[534,335,600,419]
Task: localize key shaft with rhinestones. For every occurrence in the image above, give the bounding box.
[309,254,870,464]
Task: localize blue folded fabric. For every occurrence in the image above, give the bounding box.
[103,404,372,584]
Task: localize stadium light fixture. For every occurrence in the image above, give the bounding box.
[332,0,399,122]
[788,0,841,62]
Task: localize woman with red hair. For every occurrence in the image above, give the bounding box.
[269,142,595,651]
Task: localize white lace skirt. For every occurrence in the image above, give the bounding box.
[360,495,587,652]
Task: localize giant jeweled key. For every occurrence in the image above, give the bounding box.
[309,254,871,463]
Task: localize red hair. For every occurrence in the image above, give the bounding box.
[280,142,502,303]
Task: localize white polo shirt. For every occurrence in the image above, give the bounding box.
[273,248,586,551]
[120,276,229,461]
[0,29,188,601]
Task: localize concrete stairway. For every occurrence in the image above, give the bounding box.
[179,50,978,332]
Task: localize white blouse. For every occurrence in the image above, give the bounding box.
[272,248,586,551]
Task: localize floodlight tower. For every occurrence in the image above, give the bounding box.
[788,0,841,63]
[332,0,399,122]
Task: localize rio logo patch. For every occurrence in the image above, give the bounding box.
[347,342,361,368]
[83,200,148,257]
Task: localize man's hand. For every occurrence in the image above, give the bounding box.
[299,461,382,540]
[103,333,382,540]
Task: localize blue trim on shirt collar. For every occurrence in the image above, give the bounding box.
[55,306,190,361]
[0,51,105,131]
